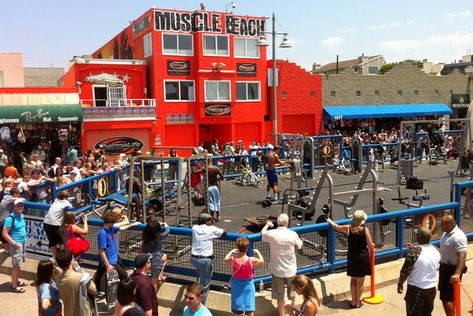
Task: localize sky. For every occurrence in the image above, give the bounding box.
[1,0,473,71]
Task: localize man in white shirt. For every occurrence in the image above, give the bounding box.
[190,213,226,304]
[397,227,440,316]
[261,213,303,316]
[438,215,468,316]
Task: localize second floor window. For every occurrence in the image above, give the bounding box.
[205,81,230,101]
[234,38,259,57]
[236,82,260,101]
[163,34,193,55]
[164,80,195,101]
[143,33,153,57]
[204,35,229,56]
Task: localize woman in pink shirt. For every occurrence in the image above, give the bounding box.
[224,237,264,315]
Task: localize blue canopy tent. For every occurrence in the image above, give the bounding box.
[323,103,452,120]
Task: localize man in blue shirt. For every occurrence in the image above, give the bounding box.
[94,208,130,293]
[1,198,28,293]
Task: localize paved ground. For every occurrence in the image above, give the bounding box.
[1,260,472,315]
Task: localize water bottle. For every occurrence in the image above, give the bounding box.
[259,280,264,293]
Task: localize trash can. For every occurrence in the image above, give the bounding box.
[401,158,414,178]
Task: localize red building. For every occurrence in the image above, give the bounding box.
[57,6,323,155]
[62,58,156,154]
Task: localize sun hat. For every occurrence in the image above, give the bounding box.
[198,212,214,222]
[351,210,367,227]
[14,198,25,206]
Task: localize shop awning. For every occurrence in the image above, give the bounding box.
[0,104,83,124]
[323,103,452,120]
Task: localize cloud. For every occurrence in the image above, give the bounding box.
[379,39,423,52]
[321,36,343,49]
[446,10,471,18]
[340,27,358,34]
[378,31,473,63]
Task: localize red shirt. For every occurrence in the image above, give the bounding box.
[4,166,18,178]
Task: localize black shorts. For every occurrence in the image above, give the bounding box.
[43,223,63,248]
[438,264,462,302]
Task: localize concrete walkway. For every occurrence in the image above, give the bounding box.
[1,259,472,315]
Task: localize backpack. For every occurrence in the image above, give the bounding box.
[0,215,15,243]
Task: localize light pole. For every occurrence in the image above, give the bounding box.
[257,12,292,145]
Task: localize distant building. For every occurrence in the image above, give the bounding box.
[313,54,386,75]
[0,52,24,87]
[441,54,473,75]
[422,59,444,75]
[24,67,64,87]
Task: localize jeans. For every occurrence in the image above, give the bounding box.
[190,256,213,304]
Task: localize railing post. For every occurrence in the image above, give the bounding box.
[327,224,335,273]
[396,214,404,258]
[453,280,462,316]
[454,183,462,226]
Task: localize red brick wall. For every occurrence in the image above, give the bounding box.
[268,60,323,136]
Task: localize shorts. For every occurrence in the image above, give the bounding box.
[266,169,278,185]
[9,243,25,267]
[438,263,462,302]
[43,223,63,248]
[271,275,295,300]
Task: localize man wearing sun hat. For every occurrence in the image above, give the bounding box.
[190,212,226,304]
[397,227,440,316]
[1,198,28,293]
[131,253,158,316]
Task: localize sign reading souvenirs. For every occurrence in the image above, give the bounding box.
[451,94,471,108]
[205,104,231,116]
[237,63,257,77]
[154,9,265,37]
[0,104,83,124]
[167,60,191,75]
[95,136,144,155]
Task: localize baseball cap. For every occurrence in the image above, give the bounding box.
[135,253,153,268]
[198,212,214,222]
[31,168,41,175]
[417,226,431,241]
[14,198,25,206]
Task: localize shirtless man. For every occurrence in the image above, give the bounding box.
[266,146,286,201]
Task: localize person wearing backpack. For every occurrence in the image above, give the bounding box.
[1,198,28,293]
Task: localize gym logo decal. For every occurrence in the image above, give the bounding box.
[205,104,231,116]
[167,60,191,75]
[95,136,144,155]
[237,63,257,77]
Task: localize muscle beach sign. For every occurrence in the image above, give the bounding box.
[154,9,266,37]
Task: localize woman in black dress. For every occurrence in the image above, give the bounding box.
[326,210,374,308]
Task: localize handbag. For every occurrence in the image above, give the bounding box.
[65,225,90,257]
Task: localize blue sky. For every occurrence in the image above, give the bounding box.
[1,0,472,70]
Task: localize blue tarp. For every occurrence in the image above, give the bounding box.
[323,103,452,120]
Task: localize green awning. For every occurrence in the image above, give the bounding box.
[0,104,83,124]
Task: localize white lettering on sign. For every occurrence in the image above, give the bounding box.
[154,9,265,37]
[21,109,51,123]
[25,217,51,257]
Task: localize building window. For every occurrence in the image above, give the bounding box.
[236,82,260,101]
[143,33,153,57]
[356,90,361,96]
[368,66,378,74]
[234,38,259,58]
[164,80,195,101]
[204,35,229,56]
[398,90,403,95]
[330,91,336,97]
[205,81,230,101]
[435,89,440,96]
[282,91,288,98]
[162,34,193,55]
[310,91,316,97]
[414,90,419,95]
[374,90,380,96]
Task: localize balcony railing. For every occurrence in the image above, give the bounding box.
[81,98,156,120]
